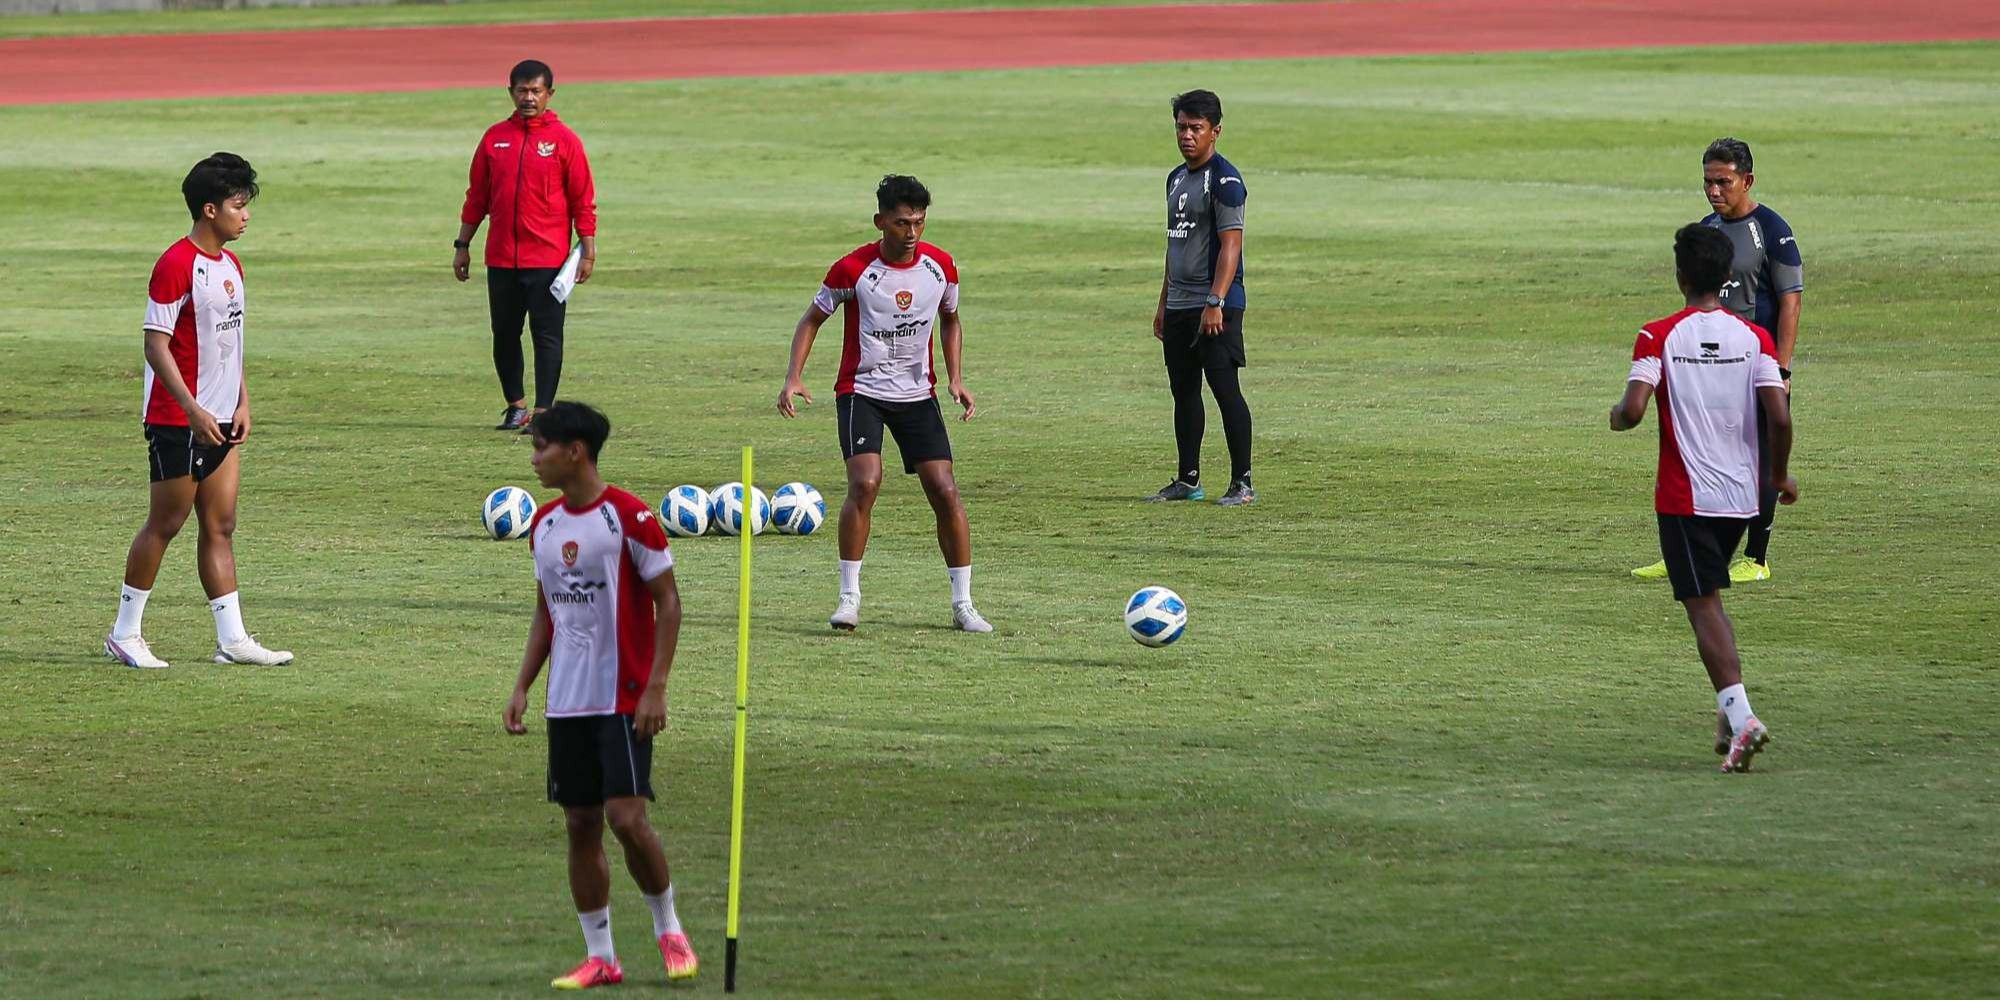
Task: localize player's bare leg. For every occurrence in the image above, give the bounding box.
[916,459,989,632]
[197,451,291,665]
[107,476,196,668]
[606,797,696,980]
[193,449,242,599]
[832,453,882,630]
[1684,594,1769,772]
[554,805,625,988]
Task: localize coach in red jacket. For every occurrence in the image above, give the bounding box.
[453,58,597,432]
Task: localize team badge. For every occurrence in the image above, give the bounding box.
[895,290,914,310]
[537,141,557,157]
[1177,192,1188,212]
[223,279,235,297]
[561,540,579,567]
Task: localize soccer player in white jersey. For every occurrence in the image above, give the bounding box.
[776,175,992,634]
[503,402,698,989]
[1611,225,1798,773]
[104,153,292,669]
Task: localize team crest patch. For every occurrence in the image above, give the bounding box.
[537,141,557,157]
[223,278,235,297]
[562,540,579,567]
[895,290,914,310]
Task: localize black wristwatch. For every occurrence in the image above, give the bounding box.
[453,239,471,250]
[1204,294,1223,308]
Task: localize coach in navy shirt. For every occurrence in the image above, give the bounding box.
[1147,89,1256,507]
[1634,137,1803,585]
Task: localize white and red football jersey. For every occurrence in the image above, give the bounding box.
[812,241,960,402]
[528,486,675,718]
[141,238,245,426]
[1629,307,1786,517]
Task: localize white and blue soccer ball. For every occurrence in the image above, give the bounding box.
[660,484,710,538]
[709,482,770,536]
[482,486,537,541]
[1124,586,1188,647]
[771,481,826,536]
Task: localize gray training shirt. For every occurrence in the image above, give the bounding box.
[1165,152,1247,310]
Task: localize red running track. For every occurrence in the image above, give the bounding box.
[8,0,1999,105]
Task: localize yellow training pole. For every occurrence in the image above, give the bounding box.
[725,445,752,992]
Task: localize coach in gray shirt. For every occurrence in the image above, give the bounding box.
[1148,89,1255,507]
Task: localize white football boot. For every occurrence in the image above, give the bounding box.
[951,602,993,633]
[214,636,295,666]
[829,593,861,631]
[105,634,170,669]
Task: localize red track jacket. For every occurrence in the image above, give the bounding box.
[461,110,597,270]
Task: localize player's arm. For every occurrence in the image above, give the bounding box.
[1609,379,1652,431]
[1773,291,1801,378]
[504,584,554,735]
[454,141,490,283]
[229,366,250,444]
[565,141,598,284]
[1202,229,1243,336]
[777,304,831,418]
[1759,385,1798,504]
[144,329,223,445]
[940,307,975,420]
[1154,261,1168,341]
[632,568,682,739]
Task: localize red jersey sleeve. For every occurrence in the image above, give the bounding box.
[563,130,597,238]
[461,128,493,226]
[612,490,674,580]
[812,250,867,315]
[924,243,959,284]
[143,242,192,334]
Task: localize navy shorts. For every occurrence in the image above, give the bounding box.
[145,422,235,483]
[1657,514,1751,602]
[547,714,654,807]
[837,392,952,474]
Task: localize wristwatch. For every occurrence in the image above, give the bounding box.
[1204,294,1223,308]
[453,239,471,250]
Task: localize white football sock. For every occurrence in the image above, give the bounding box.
[839,559,862,597]
[1716,683,1753,732]
[643,885,682,937]
[113,584,150,639]
[210,591,249,646]
[948,565,972,605]
[578,906,616,961]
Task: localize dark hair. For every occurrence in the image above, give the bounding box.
[876,174,930,214]
[510,59,554,89]
[1171,89,1223,127]
[1674,223,1734,296]
[530,401,611,463]
[181,152,258,221]
[1702,136,1753,173]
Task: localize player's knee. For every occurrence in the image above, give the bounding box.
[605,804,651,843]
[563,808,605,841]
[923,478,961,513]
[848,476,882,505]
[200,510,238,539]
[146,508,191,540]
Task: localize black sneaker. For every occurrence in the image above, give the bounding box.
[495,405,529,431]
[1216,479,1256,506]
[1145,480,1205,503]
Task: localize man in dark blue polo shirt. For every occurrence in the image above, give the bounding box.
[1148,89,1255,507]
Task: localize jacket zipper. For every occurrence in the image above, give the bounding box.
[512,119,528,269]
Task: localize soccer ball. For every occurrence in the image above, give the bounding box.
[709,482,770,536]
[482,486,537,541]
[660,484,710,538]
[1124,586,1188,647]
[770,482,826,535]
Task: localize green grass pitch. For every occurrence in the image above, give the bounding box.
[1,41,1997,1000]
